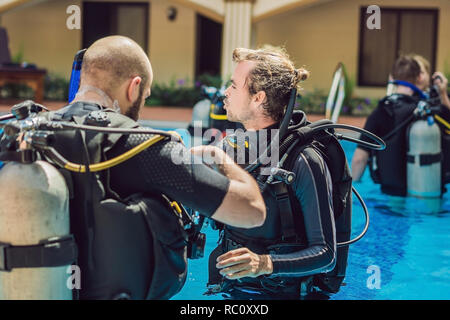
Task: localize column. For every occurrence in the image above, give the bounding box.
[221,0,254,81]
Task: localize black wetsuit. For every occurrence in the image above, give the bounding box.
[212,113,336,299]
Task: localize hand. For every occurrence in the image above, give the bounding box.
[216,247,273,280]
[432,72,448,94]
[433,72,450,109]
[189,145,233,167]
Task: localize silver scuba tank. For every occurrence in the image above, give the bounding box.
[0,161,72,299]
[407,117,442,198]
[189,99,212,146]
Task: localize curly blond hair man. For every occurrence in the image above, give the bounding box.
[208,46,340,300]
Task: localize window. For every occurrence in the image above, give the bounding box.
[358,7,438,87]
[82,2,149,52]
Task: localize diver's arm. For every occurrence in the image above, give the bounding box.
[351,148,369,181]
[268,147,336,277]
[190,145,266,228]
[107,136,264,228]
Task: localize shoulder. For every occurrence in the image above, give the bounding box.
[290,145,328,180]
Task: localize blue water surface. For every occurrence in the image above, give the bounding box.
[171,130,450,300]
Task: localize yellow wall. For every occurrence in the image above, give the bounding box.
[254,0,450,99]
[149,0,196,85]
[1,0,82,79]
[0,0,197,84]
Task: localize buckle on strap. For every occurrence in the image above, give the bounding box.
[0,235,78,272]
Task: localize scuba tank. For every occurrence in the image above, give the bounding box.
[188,86,219,146]
[407,102,442,198]
[0,160,73,299]
[0,101,77,299]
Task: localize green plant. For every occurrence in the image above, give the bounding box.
[0,73,70,101]
[145,73,223,107]
[11,43,25,64]
[44,74,70,101]
[0,83,34,99]
[296,88,378,116]
[196,73,223,88]
[296,88,328,114]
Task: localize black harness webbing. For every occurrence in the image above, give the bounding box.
[0,150,37,164]
[406,153,442,166]
[271,181,297,240]
[0,235,78,271]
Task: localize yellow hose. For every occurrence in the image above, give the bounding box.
[63,130,182,173]
[434,114,450,131]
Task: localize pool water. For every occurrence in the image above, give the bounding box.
[171,130,450,300]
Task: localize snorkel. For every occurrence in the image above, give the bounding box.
[68,49,86,103]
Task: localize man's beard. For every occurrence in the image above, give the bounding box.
[125,86,144,121]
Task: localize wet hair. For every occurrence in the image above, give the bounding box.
[81,35,150,97]
[232,46,309,122]
[392,54,429,84]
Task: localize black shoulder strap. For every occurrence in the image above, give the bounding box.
[270,136,311,241]
[271,181,297,240]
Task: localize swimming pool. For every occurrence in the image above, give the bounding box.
[0,126,448,300]
[172,131,450,300]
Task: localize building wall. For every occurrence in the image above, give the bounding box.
[0,0,197,84]
[149,0,196,85]
[1,0,448,97]
[254,0,450,99]
[1,0,82,79]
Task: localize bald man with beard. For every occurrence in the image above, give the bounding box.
[4,36,265,299]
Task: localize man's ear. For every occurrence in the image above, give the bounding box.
[253,90,266,107]
[127,76,142,102]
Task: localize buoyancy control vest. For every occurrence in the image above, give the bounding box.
[0,101,197,300]
[210,112,352,295]
[368,94,417,196]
